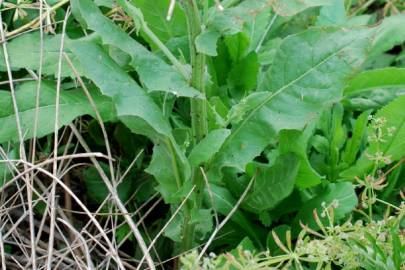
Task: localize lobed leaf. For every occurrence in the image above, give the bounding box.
[69,41,171,140]
[195,30,221,57]
[84,163,133,204]
[71,0,202,99]
[70,40,190,203]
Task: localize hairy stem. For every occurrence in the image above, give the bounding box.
[186,0,207,144]
[181,0,208,252]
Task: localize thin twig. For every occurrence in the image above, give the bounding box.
[196,172,256,263]
[28,0,46,267]
[47,8,70,269]
[69,124,157,270]
[19,159,126,269]
[57,218,95,269]
[0,7,36,268]
[0,230,6,270]
[0,77,35,86]
[136,186,196,270]
[3,0,70,39]
[200,167,219,226]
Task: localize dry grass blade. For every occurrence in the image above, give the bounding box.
[196,172,256,263]
[18,159,127,269]
[136,185,196,270]
[47,7,70,269]
[57,218,95,269]
[2,0,70,40]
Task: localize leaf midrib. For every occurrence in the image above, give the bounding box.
[220,32,362,157]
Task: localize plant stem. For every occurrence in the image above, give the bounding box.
[186,0,207,144]
[115,0,189,79]
[142,24,190,79]
[181,0,208,252]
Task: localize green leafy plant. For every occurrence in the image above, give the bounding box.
[0,0,404,269]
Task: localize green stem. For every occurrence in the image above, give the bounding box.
[185,1,207,143]
[190,54,208,142]
[116,0,189,79]
[181,0,208,252]
[142,25,189,79]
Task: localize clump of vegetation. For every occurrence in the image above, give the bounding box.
[182,200,405,269]
[0,0,404,269]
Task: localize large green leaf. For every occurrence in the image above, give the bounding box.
[131,0,187,46]
[270,0,332,17]
[242,154,300,213]
[0,81,114,143]
[70,41,190,203]
[244,7,273,53]
[208,27,374,182]
[341,95,405,180]
[0,33,83,77]
[69,41,171,140]
[293,182,358,233]
[344,68,405,96]
[71,0,202,99]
